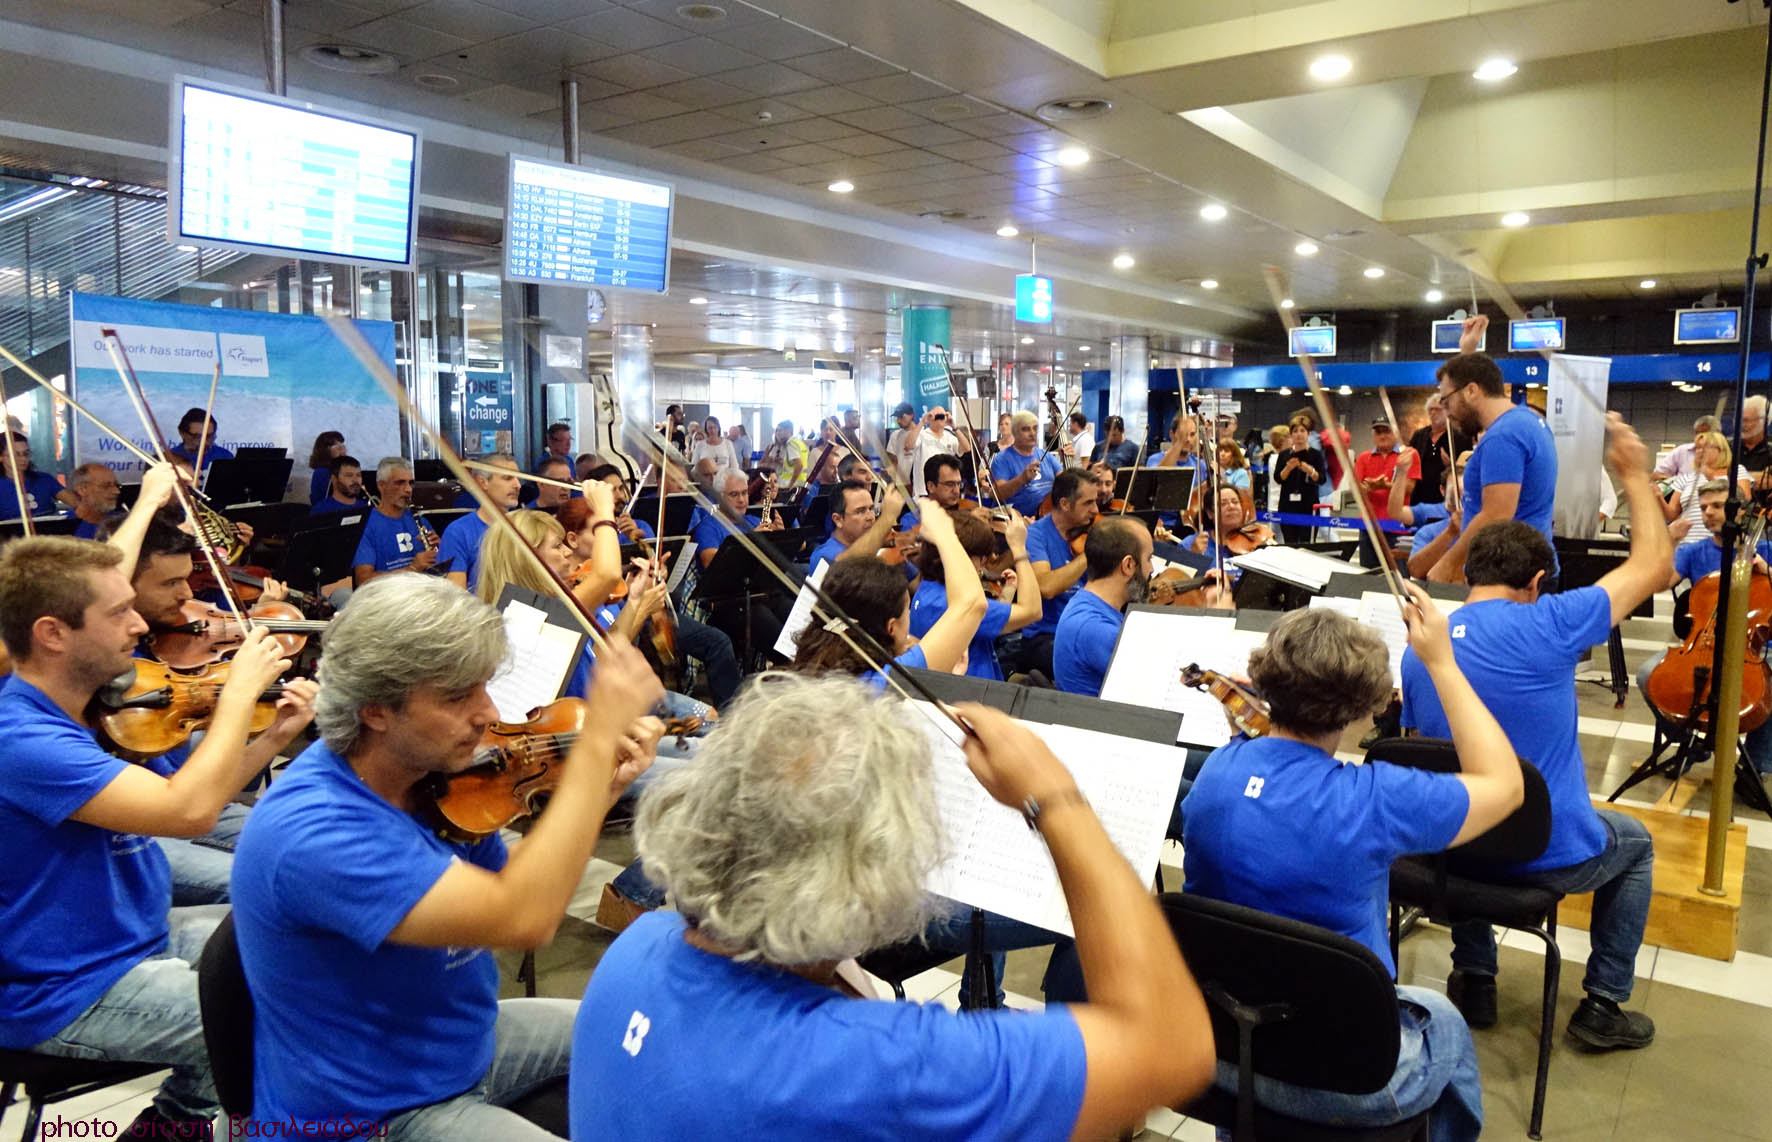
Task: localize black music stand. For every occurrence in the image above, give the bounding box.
[0,515,80,538]
[282,511,369,595]
[203,457,293,507]
[420,507,473,536]
[691,537,799,662]
[1112,467,1195,514]
[628,493,698,538]
[1555,535,1642,708]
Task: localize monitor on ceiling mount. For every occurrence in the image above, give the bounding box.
[502,154,674,294]
[1288,325,1336,358]
[1673,307,1740,345]
[1508,318,1566,352]
[167,76,421,269]
[1431,319,1485,354]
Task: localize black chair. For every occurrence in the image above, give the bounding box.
[0,1051,162,1142]
[196,911,255,1119]
[1163,893,1431,1142]
[1366,737,1559,1140]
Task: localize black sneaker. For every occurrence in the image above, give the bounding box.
[1567,996,1655,1050]
[1446,970,1498,1029]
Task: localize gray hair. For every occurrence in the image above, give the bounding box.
[1424,393,1442,410]
[1698,478,1731,497]
[1695,415,1721,433]
[69,462,110,490]
[1745,395,1767,419]
[1247,608,1392,736]
[313,576,508,755]
[375,456,412,482]
[1010,409,1038,430]
[720,469,747,492]
[634,672,947,965]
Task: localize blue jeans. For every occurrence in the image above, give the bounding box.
[1637,650,1772,773]
[675,615,740,707]
[1450,808,1654,1003]
[1213,985,1481,1142]
[381,998,577,1141]
[157,801,252,905]
[29,904,228,1120]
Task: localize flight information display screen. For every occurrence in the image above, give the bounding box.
[1674,308,1740,345]
[503,155,673,294]
[1508,318,1566,352]
[169,78,420,269]
[1288,325,1336,357]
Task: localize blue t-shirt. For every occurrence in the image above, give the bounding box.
[1674,538,1772,586]
[689,507,757,557]
[862,645,927,691]
[1411,517,1451,556]
[564,603,626,700]
[0,470,63,519]
[309,495,370,516]
[910,579,1011,680]
[167,442,234,470]
[1410,502,1450,530]
[570,911,1086,1142]
[1400,588,1612,872]
[438,511,491,589]
[809,535,847,575]
[73,518,103,540]
[1093,439,1140,469]
[352,509,423,573]
[1462,405,1559,574]
[1183,735,1468,974]
[0,678,171,1047]
[1052,588,1123,697]
[1024,515,1079,637]
[989,448,1063,516]
[232,741,506,1126]
[308,468,330,505]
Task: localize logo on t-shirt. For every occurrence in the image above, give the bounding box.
[622,1010,650,1056]
[1452,624,1467,639]
[1243,776,1265,799]
[396,532,415,554]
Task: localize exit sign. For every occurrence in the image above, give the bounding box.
[1016,273,1053,323]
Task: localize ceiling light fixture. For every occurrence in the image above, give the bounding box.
[1078,345,1091,352]
[1054,145,1090,167]
[827,180,854,194]
[689,296,708,305]
[460,303,476,311]
[1278,386,1293,395]
[1294,240,1319,257]
[175,244,198,253]
[1500,211,1530,227]
[1425,289,1444,303]
[996,223,1019,237]
[1640,279,1658,289]
[827,312,843,322]
[1199,203,1228,222]
[1280,298,1295,309]
[1020,336,1035,344]
[1363,266,1385,279]
[1473,58,1518,82]
[1200,279,1219,290]
[360,286,373,295]
[1112,253,1135,269]
[1337,384,1354,395]
[1309,54,1352,81]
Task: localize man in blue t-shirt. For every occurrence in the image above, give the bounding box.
[352,458,438,586]
[308,454,369,516]
[233,576,665,1138]
[1186,600,1521,1141]
[1,434,65,520]
[1402,413,1669,1050]
[534,421,573,474]
[1090,415,1141,470]
[1053,516,1152,698]
[0,532,300,1134]
[808,480,904,575]
[166,407,234,471]
[441,452,522,592]
[989,409,1064,516]
[1427,318,1559,583]
[571,673,1216,1141]
[65,461,123,538]
[1013,467,1099,679]
[690,470,793,662]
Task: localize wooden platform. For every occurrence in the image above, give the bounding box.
[1558,802,1746,961]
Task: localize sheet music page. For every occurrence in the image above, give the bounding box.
[1355,590,1460,683]
[486,600,582,722]
[1231,545,1359,591]
[772,560,830,659]
[916,707,1185,937]
[1100,611,1266,748]
[1308,595,1360,619]
[666,542,695,593]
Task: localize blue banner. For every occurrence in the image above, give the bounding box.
[901,306,950,416]
[69,293,400,499]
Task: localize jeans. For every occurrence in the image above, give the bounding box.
[1450,809,1654,1003]
[157,801,252,905]
[30,904,229,1120]
[1212,985,1482,1142]
[381,998,577,1142]
[1637,649,1772,774]
[1011,631,1056,679]
[675,615,740,707]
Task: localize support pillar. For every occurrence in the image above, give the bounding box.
[613,322,655,454]
[1109,335,1150,451]
[853,349,885,456]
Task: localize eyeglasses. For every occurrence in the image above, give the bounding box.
[932,414,947,421]
[935,478,964,489]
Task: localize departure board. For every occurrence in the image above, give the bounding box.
[169,78,419,269]
[503,155,674,294]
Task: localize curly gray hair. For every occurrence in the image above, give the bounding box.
[634,672,947,965]
[313,575,509,755]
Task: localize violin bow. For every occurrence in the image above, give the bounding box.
[321,316,612,655]
[100,331,254,633]
[192,359,221,479]
[929,343,1008,514]
[0,343,159,468]
[0,368,33,535]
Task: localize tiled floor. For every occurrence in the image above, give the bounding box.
[8,598,1770,1141]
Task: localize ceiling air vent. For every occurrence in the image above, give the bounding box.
[918,209,977,222]
[676,4,728,21]
[1036,97,1114,122]
[301,44,399,74]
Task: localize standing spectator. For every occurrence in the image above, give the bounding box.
[1065,412,1095,469]
[1403,395,1452,506]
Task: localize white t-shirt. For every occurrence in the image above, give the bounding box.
[692,438,741,477]
[1067,428,1095,468]
[909,426,963,497]
[887,427,914,476]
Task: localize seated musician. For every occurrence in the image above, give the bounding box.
[0,433,64,520]
[581,464,652,541]
[691,470,781,570]
[1052,516,1153,699]
[232,577,665,1139]
[0,536,293,1136]
[1184,484,1272,579]
[167,407,233,471]
[1147,413,1209,480]
[441,452,523,591]
[306,430,347,504]
[1012,468,1099,679]
[688,470,790,662]
[533,457,578,514]
[808,479,906,575]
[911,507,1039,680]
[1184,599,1520,1141]
[1402,450,1472,579]
[989,409,1063,517]
[571,673,1216,1140]
[1636,477,1772,780]
[353,458,438,586]
[66,461,123,538]
[1400,415,1667,1048]
[308,453,369,515]
[1091,414,1140,469]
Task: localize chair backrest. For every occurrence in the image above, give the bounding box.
[1161,893,1400,1095]
[1364,736,1552,866]
[196,911,255,1118]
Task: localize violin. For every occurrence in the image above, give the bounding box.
[1149,569,1229,608]
[93,657,289,760]
[147,599,327,669]
[418,697,704,842]
[188,563,330,615]
[1180,663,1270,738]
[1644,524,1772,733]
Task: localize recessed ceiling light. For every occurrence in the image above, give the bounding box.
[996,223,1019,237]
[1294,240,1319,257]
[689,296,708,305]
[1500,211,1530,227]
[676,3,728,21]
[460,303,476,311]
[827,180,854,193]
[1473,58,1518,82]
[1309,54,1352,81]
[1363,266,1385,279]
[1425,289,1444,303]
[1200,279,1219,290]
[1112,253,1135,269]
[1278,386,1293,395]
[1078,345,1091,352]
[1280,298,1295,309]
[175,244,198,253]
[360,286,373,295]
[1199,203,1228,222]
[1640,279,1658,289]
[0,268,21,277]
[1337,384,1354,395]
[1020,336,1035,344]
[1054,145,1090,167]
[301,43,397,74]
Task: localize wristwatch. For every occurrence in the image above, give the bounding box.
[1020,789,1089,832]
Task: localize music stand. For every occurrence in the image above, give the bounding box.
[235,446,287,462]
[691,536,800,662]
[414,459,451,483]
[282,511,370,595]
[628,493,698,538]
[412,481,463,512]
[1112,467,1195,514]
[0,515,80,538]
[203,457,293,507]
[758,524,822,566]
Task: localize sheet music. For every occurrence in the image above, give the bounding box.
[486,600,582,722]
[915,707,1185,937]
[1100,610,1267,748]
[772,560,830,659]
[1310,591,1460,684]
[666,542,695,593]
[1231,544,1359,591]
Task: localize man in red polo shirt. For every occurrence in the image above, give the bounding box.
[1353,419,1418,568]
